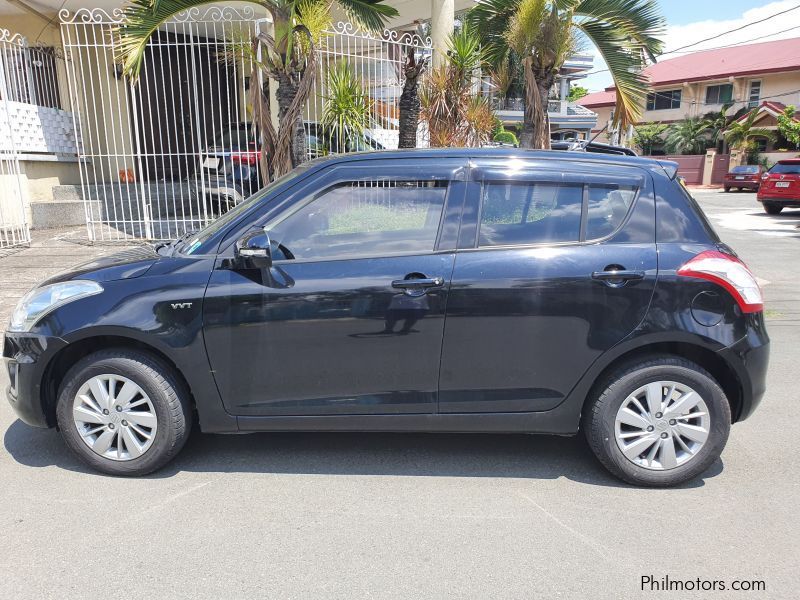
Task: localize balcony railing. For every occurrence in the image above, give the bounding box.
[488,95,568,115]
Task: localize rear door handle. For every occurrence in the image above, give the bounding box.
[591,270,645,281]
[391,277,444,290]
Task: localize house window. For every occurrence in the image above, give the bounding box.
[754,137,768,152]
[705,84,733,105]
[748,81,761,108]
[646,89,682,111]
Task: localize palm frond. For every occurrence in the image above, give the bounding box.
[573,0,664,61]
[465,0,521,66]
[578,19,649,129]
[119,0,263,78]
[334,0,398,32]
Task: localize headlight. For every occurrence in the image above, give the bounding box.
[9,280,103,332]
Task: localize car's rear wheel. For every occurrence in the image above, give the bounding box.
[56,349,191,476]
[723,186,730,192]
[763,203,783,215]
[583,356,731,487]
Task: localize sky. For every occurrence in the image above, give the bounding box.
[581,0,800,93]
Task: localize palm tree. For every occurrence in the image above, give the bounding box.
[664,117,710,155]
[397,47,427,148]
[419,27,496,148]
[704,103,732,151]
[321,62,374,152]
[467,0,664,149]
[118,0,397,180]
[725,108,777,159]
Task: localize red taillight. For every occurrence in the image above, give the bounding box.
[761,173,769,180]
[678,250,763,313]
[230,150,260,165]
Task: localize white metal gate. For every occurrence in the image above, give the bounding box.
[60,7,431,242]
[0,29,31,249]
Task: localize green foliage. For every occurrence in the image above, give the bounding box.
[321,62,373,153]
[724,108,776,152]
[632,122,667,155]
[493,129,519,145]
[568,85,589,102]
[777,105,800,149]
[467,0,665,141]
[664,117,710,155]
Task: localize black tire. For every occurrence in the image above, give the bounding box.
[723,187,730,192]
[56,349,191,476]
[582,355,731,487]
[763,203,783,215]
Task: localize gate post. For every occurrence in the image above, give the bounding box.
[702,148,717,187]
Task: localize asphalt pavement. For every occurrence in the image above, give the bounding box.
[0,190,797,599]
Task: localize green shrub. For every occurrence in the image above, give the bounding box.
[493,130,519,146]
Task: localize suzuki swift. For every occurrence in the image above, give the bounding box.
[3,149,769,486]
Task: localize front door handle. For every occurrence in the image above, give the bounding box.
[391,277,444,290]
[592,268,645,288]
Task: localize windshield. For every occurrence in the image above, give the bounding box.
[731,165,759,174]
[179,167,306,254]
[770,162,800,175]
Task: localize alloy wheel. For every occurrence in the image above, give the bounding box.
[614,381,710,470]
[72,374,158,461]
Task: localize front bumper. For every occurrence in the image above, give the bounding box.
[3,333,66,428]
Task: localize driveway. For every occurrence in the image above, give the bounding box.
[1,192,797,599]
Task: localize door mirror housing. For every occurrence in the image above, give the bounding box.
[235,228,272,269]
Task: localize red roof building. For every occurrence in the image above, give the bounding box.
[582,37,800,145]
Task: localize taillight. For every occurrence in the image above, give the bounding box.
[678,250,763,313]
[230,150,260,165]
[761,173,769,180]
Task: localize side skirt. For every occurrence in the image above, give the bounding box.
[234,411,579,435]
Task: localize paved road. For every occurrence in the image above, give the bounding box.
[1,192,797,599]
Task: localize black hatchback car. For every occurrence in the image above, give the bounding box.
[3,149,768,486]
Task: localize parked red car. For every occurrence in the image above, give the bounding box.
[757,159,800,214]
[723,164,763,192]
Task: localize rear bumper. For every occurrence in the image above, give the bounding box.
[757,195,800,206]
[3,333,66,428]
[725,180,759,190]
[717,322,770,422]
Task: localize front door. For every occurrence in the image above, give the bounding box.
[439,158,658,413]
[203,161,467,416]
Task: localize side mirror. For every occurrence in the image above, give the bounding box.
[235,228,272,269]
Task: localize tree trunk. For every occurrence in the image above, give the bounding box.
[276,72,307,168]
[398,50,425,149]
[519,58,553,150]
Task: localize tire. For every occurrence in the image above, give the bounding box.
[582,355,731,487]
[56,349,191,476]
[763,203,783,215]
[723,187,730,192]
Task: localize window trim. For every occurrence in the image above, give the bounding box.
[646,89,682,111]
[748,80,762,108]
[470,179,641,250]
[704,83,734,106]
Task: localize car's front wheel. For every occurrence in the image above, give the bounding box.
[583,356,731,487]
[56,349,191,476]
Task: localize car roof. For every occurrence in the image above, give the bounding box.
[777,159,800,164]
[312,147,678,178]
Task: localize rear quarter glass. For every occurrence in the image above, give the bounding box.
[656,178,720,244]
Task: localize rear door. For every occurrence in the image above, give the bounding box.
[439,158,658,413]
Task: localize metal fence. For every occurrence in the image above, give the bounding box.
[0,29,32,249]
[60,7,431,242]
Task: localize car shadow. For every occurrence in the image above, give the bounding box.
[3,419,721,489]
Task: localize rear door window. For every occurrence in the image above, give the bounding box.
[479,182,583,246]
[476,179,639,247]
